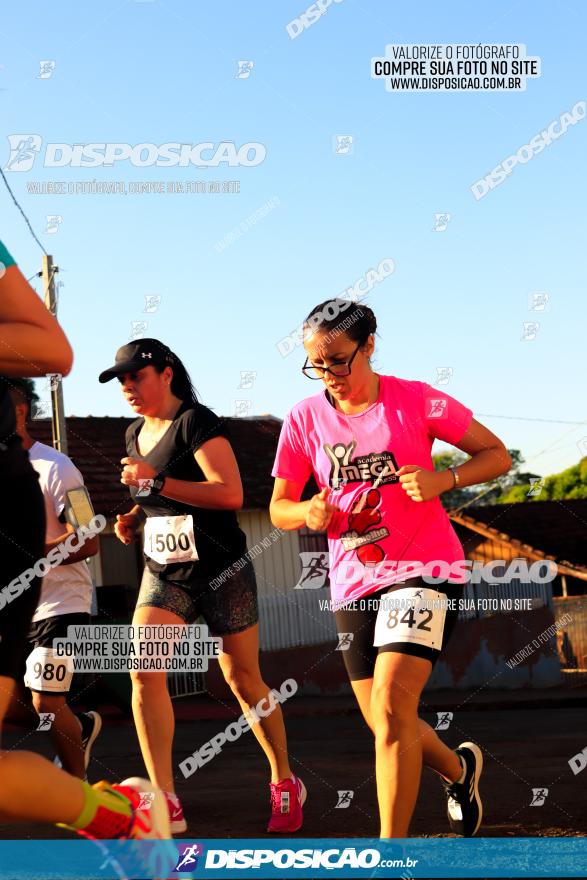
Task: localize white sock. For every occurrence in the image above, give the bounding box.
[455,755,466,784]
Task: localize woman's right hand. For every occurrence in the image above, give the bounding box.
[115,512,140,545]
[305,487,339,532]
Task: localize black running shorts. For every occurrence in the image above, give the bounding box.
[0,474,46,681]
[333,576,462,681]
[24,612,91,694]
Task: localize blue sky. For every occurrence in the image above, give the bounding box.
[1,0,585,478]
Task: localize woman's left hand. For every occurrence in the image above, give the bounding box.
[120,456,157,487]
[397,465,448,502]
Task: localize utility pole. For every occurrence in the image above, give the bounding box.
[42,254,68,454]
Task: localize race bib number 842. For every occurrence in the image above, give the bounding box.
[373,586,447,650]
[144,514,198,565]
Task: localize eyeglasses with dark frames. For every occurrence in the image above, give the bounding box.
[302,342,362,380]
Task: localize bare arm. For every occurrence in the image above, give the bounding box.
[121,436,244,510]
[115,505,145,545]
[162,437,244,509]
[45,523,98,564]
[0,262,73,376]
[270,477,311,530]
[270,479,339,531]
[398,417,512,502]
[448,418,512,487]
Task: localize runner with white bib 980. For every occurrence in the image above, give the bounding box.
[7,380,102,781]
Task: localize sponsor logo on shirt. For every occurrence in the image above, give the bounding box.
[323,441,399,490]
[340,527,389,551]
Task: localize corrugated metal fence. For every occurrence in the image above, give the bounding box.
[258,580,555,652]
[456,579,553,619]
[259,588,337,652]
[168,670,206,698]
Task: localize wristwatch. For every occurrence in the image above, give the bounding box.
[149,474,166,495]
[448,465,460,488]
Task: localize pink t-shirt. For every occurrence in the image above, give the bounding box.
[272,374,473,607]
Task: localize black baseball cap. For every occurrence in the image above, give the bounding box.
[98,338,174,383]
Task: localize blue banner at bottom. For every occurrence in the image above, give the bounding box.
[0,838,585,879]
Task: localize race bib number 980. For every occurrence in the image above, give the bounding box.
[24,647,72,694]
[373,586,447,650]
[144,514,199,565]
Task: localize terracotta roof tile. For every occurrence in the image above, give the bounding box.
[456,501,587,566]
[29,415,318,516]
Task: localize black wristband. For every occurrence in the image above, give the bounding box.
[149,475,166,495]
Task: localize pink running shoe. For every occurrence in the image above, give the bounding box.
[165,791,187,834]
[267,775,307,833]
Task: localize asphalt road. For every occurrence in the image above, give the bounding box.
[1,702,585,842]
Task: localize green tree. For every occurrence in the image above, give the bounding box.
[498,457,587,502]
[433,448,530,509]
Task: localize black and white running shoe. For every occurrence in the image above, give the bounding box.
[441,741,484,836]
[78,710,102,769]
[54,710,102,776]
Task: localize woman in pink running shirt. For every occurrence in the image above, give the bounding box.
[269,300,511,840]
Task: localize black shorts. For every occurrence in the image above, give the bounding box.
[24,612,91,694]
[333,577,462,681]
[0,473,46,681]
[136,558,259,636]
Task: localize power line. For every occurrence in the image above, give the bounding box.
[0,167,47,255]
[477,413,586,426]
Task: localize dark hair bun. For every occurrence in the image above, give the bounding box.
[303,299,377,346]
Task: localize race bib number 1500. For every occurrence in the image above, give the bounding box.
[144,514,199,565]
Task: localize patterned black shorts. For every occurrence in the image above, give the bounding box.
[136,559,259,636]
